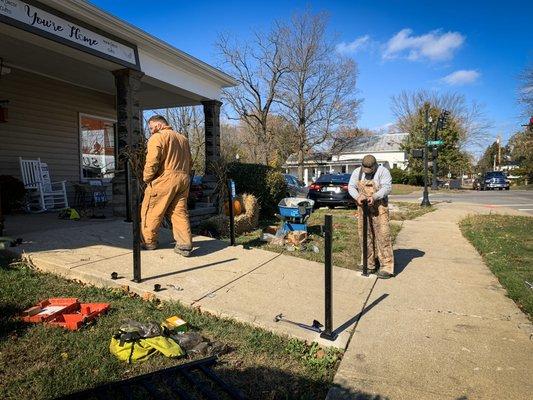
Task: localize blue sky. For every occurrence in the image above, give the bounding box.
[92,0,532,153]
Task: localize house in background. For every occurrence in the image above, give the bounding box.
[283,132,408,185]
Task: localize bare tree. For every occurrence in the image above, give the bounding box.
[391,90,490,150]
[519,64,533,117]
[276,11,361,179]
[216,26,289,165]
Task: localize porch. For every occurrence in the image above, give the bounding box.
[4,212,375,349]
[0,0,235,219]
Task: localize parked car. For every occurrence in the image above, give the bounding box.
[283,174,309,197]
[476,171,510,190]
[307,173,355,208]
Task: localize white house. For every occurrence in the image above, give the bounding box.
[283,133,408,185]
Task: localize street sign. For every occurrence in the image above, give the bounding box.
[427,140,444,146]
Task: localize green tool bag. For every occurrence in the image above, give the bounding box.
[109,320,184,363]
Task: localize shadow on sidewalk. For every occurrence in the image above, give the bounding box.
[191,238,228,257]
[333,293,389,336]
[142,258,238,281]
[394,248,425,275]
[327,383,390,399]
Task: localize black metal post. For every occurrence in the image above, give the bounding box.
[421,105,432,207]
[227,180,235,246]
[431,113,440,190]
[320,214,338,341]
[0,183,4,237]
[124,160,132,223]
[132,175,142,282]
[362,201,369,276]
[432,147,438,190]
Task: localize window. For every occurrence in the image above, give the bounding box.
[80,115,116,180]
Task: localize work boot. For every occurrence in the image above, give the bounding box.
[376,271,394,279]
[142,242,157,251]
[174,245,192,257]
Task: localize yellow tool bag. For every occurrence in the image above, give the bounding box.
[109,320,184,363]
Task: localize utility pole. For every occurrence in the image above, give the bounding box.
[497,135,501,170]
[421,104,431,207]
[431,110,448,190]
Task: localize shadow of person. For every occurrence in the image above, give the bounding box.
[190,237,229,257]
[394,248,425,275]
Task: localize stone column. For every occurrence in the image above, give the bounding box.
[112,68,144,216]
[202,100,222,176]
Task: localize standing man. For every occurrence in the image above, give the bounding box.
[348,155,394,279]
[141,115,193,257]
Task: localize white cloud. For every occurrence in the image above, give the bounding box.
[336,35,370,54]
[383,28,465,61]
[441,69,480,85]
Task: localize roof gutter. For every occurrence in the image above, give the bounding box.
[43,0,237,87]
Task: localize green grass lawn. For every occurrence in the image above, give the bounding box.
[391,184,421,195]
[233,202,435,271]
[460,215,533,319]
[511,184,533,190]
[0,252,341,400]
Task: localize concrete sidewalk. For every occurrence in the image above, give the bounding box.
[328,203,533,399]
[6,217,374,349]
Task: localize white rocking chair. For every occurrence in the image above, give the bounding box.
[19,157,69,212]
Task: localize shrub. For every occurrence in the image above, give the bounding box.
[406,172,424,186]
[227,163,287,217]
[0,175,26,213]
[390,168,408,184]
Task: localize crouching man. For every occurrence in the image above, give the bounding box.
[140,115,193,257]
[348,155,394,279]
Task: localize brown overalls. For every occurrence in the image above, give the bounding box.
[141,126,192,251]
[357,171,394,274]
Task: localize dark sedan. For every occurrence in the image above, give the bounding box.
[307,173,356,208]
[476,171,510,190]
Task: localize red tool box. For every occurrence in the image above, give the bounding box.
[21,298,110,331]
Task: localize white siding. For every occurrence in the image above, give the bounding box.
[0,68,115,200]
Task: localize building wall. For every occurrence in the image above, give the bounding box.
[0,68,116,201]
[335,151,407,169]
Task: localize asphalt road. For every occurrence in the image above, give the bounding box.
[390,189,533,214]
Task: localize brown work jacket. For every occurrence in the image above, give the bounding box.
[143,127,192,183]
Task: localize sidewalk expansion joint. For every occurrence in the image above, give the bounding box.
[191,251,285,305]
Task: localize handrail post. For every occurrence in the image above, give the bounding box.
[362,201,369,276]
[320,214,338,341]
[227,179,235,246]
[132,174,141,282]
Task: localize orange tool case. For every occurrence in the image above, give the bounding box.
[21,298,110,331]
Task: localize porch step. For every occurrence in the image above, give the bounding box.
[189,206,217,217]
[194,202,215,208]
[201,188,216,197]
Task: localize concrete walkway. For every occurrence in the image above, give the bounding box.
[328,203,533,400]
[5,215,373,349]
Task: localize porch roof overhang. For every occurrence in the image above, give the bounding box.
[0,0,236,109]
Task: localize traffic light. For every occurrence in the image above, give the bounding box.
[412,149,424,159]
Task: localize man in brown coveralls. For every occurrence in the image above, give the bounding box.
[348,155,395,278]
[141,115,193,257]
